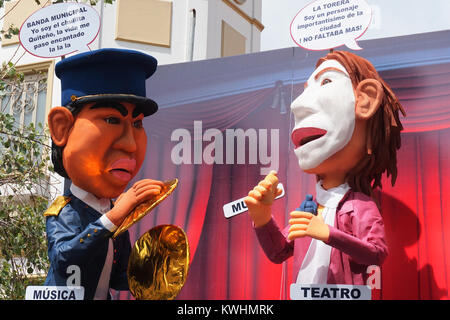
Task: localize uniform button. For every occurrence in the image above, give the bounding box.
[87,233,91,237]
[94,228,98,233]
[80,238,84,243]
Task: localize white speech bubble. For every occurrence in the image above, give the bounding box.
[290,0,372,51]
[19,3,100,58]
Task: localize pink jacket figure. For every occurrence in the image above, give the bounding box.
[244,51,404,288]
[255,190,388,284]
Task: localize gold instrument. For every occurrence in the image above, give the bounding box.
[127,224,189,300]
[112,178,179,239]
[112,178,189,300]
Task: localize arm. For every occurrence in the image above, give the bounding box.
[254,217,294,264]
[326,201,388,266]
[288,197,387,266]
[47,179,164,275]
[244,171,292,263]
[46,210,113,275]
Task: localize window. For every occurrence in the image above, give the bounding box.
[0,60,53,129]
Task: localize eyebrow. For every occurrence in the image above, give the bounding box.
[314,67,347,81]
[303,66,348,89]
[90,102,144,118]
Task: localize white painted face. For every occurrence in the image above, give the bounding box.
[290,59,356,171]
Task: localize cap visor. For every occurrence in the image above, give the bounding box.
[71,94,158,117]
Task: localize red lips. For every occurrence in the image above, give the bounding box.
[108,158,136,182]
[291,127,327,149]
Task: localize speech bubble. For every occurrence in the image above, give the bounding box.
[290,0,372,51]
[19,3,100,58]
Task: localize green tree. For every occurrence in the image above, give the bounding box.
[0,0,115,300]
[0,112,52,299]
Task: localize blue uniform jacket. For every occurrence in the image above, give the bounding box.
[44,190,131,300]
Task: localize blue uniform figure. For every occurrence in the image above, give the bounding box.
[44,49,162,299]
[44,191,131,299]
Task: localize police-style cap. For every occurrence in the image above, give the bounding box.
[55,48,158,116]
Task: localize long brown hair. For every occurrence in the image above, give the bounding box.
[317,51,406,197]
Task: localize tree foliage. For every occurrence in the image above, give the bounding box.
[0,113,52,299]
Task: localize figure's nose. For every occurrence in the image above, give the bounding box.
[290,89,317,121]
[114,121,137,153]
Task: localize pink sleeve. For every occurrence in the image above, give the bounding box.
[326,200,388,266]
[254,217,294,264]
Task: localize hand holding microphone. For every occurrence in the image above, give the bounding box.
[288,194,330,242]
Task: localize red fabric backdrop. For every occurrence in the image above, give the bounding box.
[119,62,450,300]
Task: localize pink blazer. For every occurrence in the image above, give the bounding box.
[254,190,388,285]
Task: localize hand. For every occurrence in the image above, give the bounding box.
[288,210,330,242]
[106,179,164,226]
[243,170,282,227]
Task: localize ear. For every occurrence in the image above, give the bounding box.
[354,79,383,120]
[47,107,74,147]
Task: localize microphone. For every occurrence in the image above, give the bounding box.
[297,194,317,215]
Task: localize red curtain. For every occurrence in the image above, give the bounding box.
[376,64,450,300]
[118,62,450,300]
[377,129,450,299]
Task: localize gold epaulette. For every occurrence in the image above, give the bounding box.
[44,196,71,217]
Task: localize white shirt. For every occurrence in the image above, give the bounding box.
[296,181,350,284]
[70,184,117,300]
